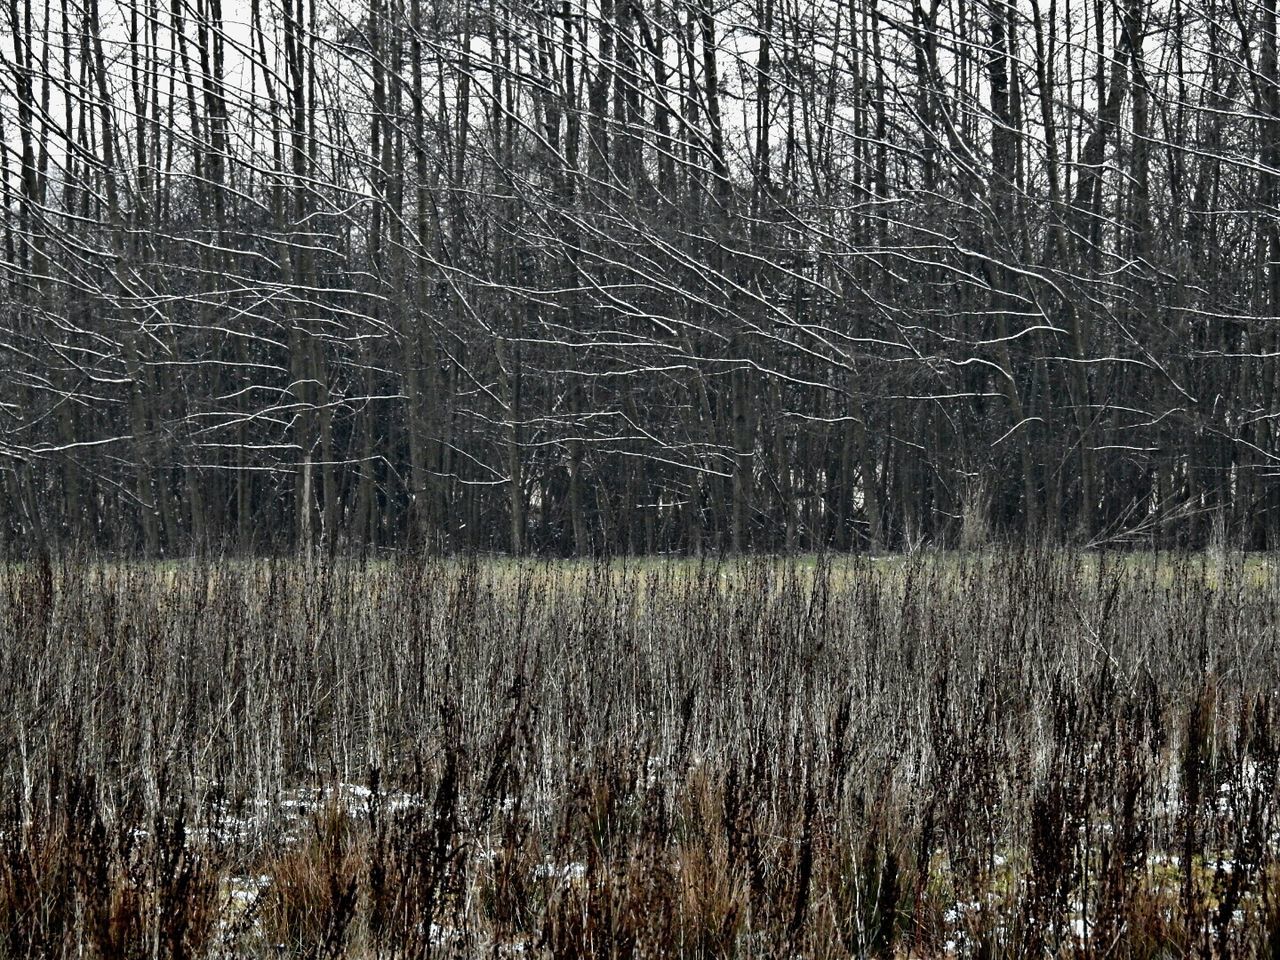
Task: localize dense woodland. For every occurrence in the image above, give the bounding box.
[0,0,1277,554]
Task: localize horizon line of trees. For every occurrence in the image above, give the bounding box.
[0,0,1278,555]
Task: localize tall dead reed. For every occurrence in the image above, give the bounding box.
[0,550,1276,956]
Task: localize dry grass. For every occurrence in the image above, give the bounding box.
[0,775,221,959]
[0,549,1277,957]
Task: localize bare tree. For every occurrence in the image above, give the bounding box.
[1,0,1278,554]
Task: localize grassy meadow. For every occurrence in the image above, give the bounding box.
[0,549,1278,957]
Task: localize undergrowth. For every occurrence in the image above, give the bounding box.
[0,550,1276,957]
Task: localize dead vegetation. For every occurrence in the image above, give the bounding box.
[0,550,1277,957]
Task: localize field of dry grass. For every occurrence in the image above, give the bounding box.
[0,549,1277,957]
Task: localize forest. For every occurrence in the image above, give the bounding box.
[4,3,1280,954]
[1,0,1277,555]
